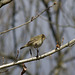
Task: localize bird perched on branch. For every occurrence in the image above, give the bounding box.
[20,34,46,57]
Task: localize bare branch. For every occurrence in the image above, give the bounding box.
[0,0,13,8]
[0,38,75,69]
[0,2,56,35]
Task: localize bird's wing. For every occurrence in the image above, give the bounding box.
[27,37,39,46]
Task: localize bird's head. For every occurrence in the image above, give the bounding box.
[41,34,46,41]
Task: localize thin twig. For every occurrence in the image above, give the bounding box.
[0,0,13,8]
[0,2,56,35]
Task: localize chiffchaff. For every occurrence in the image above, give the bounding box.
[20,34,46,50]
[20,34,46,57]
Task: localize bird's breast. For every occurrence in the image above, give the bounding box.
[33,40,43,48]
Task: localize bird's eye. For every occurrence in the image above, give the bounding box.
[42,34,45,38]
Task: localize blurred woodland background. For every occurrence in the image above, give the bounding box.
[0,0,75,75]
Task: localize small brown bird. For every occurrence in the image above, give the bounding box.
[20,34,46,50]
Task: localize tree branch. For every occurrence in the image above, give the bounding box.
[0,38,75,69]
[0,0,13,8]
[0,2,56,35]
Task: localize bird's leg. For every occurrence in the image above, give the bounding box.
[36,48,39,58]
[29,48,32,57]
[15,49,19,61]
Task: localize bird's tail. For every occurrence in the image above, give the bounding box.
[20,45,27,50]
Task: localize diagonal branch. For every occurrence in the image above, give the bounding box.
[0,2,56,35]
[0,38,75,69]
[0,0,13,8]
